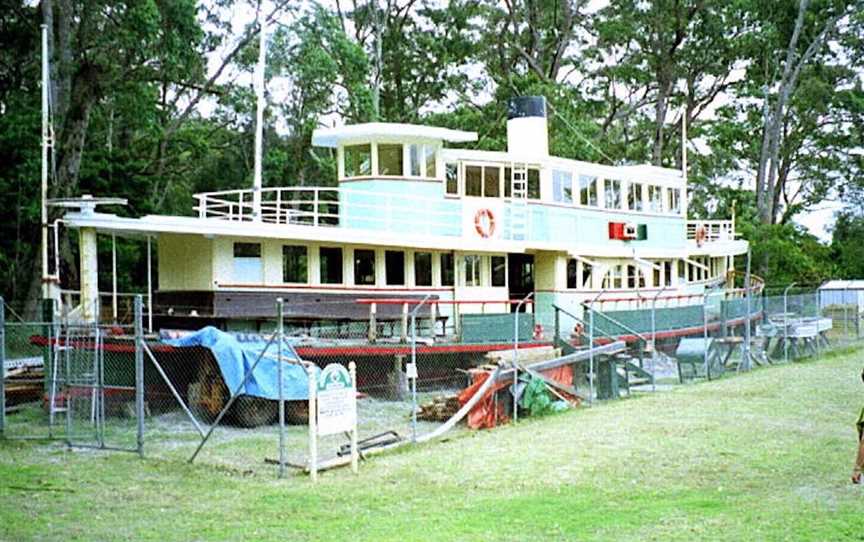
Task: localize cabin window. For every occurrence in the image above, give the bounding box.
[409,144,421,176]
[465,165,482,197]
[626,265,646,289]
[441,252,455,286]
[653,264,661,288]
[491,256,506,287]
[354,249,376,285]
[232,243,262,283]
[605,179,622,209]
[602,265,623,289]
[553,170,573,204]
[385,250,405,286]
[463,255,481,287]
[377,143,403,176]
[424,146,436,178]
[664,261,673,286]
[628,183,644,212]
[567,259,578,289]
[648,185,662,212]
[527,168,541,199]
[504,167,512,197]
[282,245,307,283]
[483,166,500,198]
[579,175,597,206]
[667,188,681,214]
[343,144,372,177]
[445,163,459,195]
[414,252,432,286]
[319,247,343,284]
[582,262,593,289]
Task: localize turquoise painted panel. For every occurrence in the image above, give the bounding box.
[461,313,534,343]
[340,179,461,236]
[520,202,688,249]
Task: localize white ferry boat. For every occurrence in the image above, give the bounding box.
[58,97,757,351]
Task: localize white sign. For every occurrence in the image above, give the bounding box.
[316,364,356,436]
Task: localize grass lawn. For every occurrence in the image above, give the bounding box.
[2,347,864,541]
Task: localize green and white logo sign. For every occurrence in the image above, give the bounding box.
[316,364,356,436]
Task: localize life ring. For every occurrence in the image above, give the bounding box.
[533,324,544,341]
[695,224,707,247]
[474,208,496,238]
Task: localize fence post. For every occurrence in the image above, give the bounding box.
[307,362,318,483]
[783,284,794,364]
[134,295,144,457]
[349,361,358,475]
[410,313,417,441]
[703,292,710,381]
[0,297,5,437]
[277,298,285,479]
[742,249,752,370]
[513,293,533,422]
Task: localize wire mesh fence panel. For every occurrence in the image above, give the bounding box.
[1,319,62,440]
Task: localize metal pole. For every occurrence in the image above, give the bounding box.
[742,249,752,370]
[703,292,710,380]
[146,237,153,333]
[844,285,849,341]
[587,290,605,406]
[41,25,50,300]
[134,295,144,457]
[410,313,417,441]
[650,287,668,393]
[783,283,795,364]
[409,294,431,442]
[349,361,358,475]
[0,297,5,437]
[513,292,533,423]
[307,363,317,483]
[252,7,266,220]
[111,234,117,323]
[277,298,285,479]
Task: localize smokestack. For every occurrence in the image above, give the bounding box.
[506,96,548,158]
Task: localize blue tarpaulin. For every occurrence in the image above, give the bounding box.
[164,327,315,401]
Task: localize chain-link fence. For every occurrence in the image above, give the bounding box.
[3,288,863,479]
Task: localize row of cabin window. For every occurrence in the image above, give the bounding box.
[343,143,436,178]
[445,164,541,199]
[553,173,682,214]
[445,163,682,214]
[234,243,506,288]
[564,257,725,290]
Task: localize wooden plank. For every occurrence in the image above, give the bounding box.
[493,341,626,383]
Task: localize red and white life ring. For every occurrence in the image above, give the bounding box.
[474,208,496,238]
[695,224,707,247]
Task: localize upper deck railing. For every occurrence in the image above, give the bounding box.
[193,186,461,235]
[685,220,735,243]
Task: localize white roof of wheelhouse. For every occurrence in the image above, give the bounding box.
[819,280,864,290]
[312,123,478,147]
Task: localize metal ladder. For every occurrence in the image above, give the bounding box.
[508,163,529,240]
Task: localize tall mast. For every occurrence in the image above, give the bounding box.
[252,7,267,221]
[41,24,50,299]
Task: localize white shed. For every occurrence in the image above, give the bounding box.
[818,280,864,312]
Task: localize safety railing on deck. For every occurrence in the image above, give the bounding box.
[686,220,735,243]
[193,186,461,235]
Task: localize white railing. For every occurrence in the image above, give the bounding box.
[686,220,735,243]
[193,186,462,235]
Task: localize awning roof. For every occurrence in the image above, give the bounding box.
[818,280,864,290]
[312,123,477,148]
